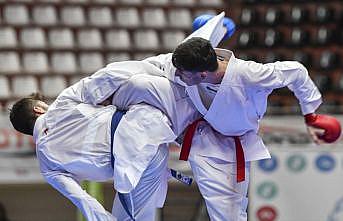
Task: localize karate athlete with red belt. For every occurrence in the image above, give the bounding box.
[144,13,342,221]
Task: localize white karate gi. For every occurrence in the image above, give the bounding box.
[144,12,322,221]
[33,75,186,221]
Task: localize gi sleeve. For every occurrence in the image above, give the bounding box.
[240,59,322,115]
[59,59,170,105]
[42,170,116,221]
[80,67,133,105]
[56,65,134,105]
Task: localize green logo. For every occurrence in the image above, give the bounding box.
[287,154,306,172]
[257,181,278,200]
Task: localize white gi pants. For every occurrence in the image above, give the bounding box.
[112,145,169,221]
[189,154,250,221]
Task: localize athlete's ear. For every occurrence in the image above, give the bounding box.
[33,106,45,115]
[33,101,48,115]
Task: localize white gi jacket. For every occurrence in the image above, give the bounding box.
[188,49,321,161]
[144,12,322,162]
[81,61,200,190]
[33,75,184,220]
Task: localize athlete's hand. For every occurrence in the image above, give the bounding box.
[305,113,341,144]
[192,14,236,40]
[306,126,325,145]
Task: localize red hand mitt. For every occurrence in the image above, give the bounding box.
[305,113,341,143]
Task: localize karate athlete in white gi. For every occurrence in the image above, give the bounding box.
[9,60,202,220]
[144,12,341,221]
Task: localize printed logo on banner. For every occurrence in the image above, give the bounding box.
[315,154,336,172]
[256,205,278,221]
[328,197,343,221]
[258,157,278,172]
[286,154,306,172]
[257,181,278,200]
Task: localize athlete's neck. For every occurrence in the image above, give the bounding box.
[210,60,228,84]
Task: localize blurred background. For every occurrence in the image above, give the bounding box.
[0,0,342,220]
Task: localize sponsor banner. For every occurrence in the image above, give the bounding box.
[250,147,343,221]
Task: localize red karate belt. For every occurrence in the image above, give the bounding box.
[179,118,246,183]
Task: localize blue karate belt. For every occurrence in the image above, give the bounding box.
[110,110,126,169]
[110,110,136,220]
